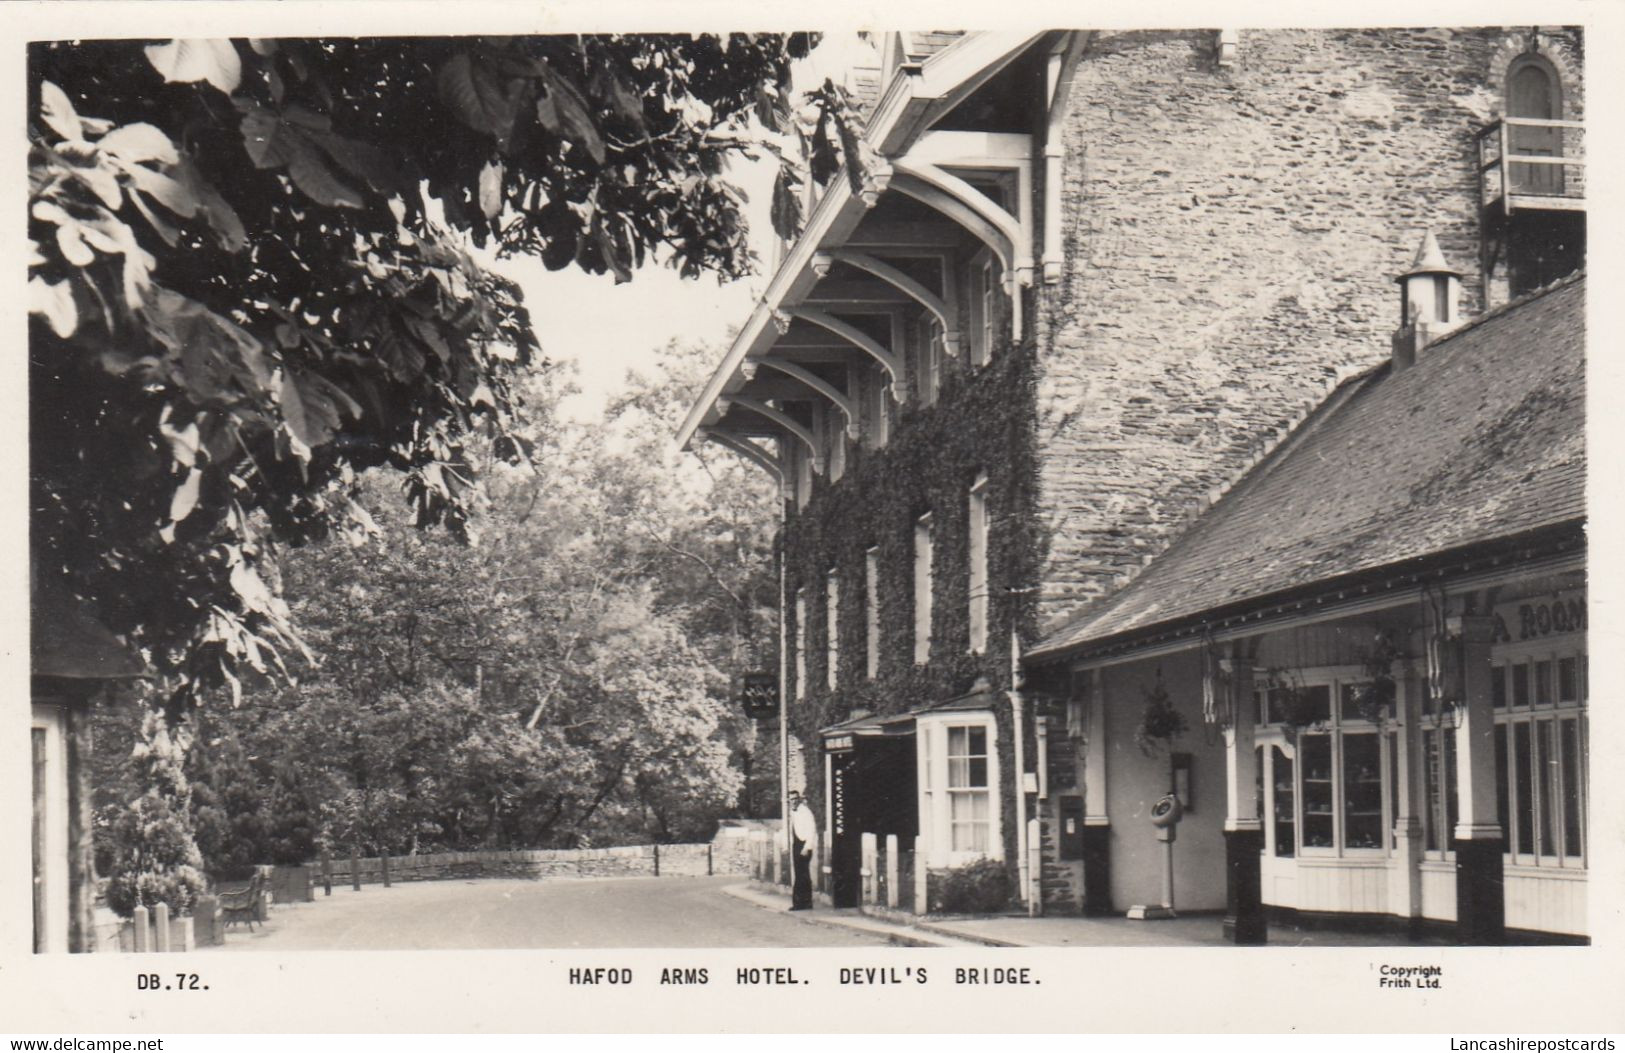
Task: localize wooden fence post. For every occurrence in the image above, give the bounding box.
[860,832,877,905]
[914,836,928,915]
[153,903,171,952]
[321,849,332,896]
[350,847,361,891]
[132,905,149,953]
[653,843,660,877]
[885,834,899,909]
[707,844,713,876]
[381,853,391,888]
[1027,817,1042,917]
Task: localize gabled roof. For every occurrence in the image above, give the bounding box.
[1030,273,1586,662]
[904,32,967,61]
[848,34,968,115]
[675,30,1049,452]
[32,576,148,680]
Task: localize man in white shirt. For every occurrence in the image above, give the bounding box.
[788,790,817,910]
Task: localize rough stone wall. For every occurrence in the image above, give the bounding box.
[1036,807,1081,913]
[1033,27,1583,626]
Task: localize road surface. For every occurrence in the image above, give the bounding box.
[216,875,890,951]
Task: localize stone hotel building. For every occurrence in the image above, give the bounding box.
[678,28,1586,943]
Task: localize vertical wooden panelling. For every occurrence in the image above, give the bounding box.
[1505,869,1587,936]
[1295,862,1390,914]
[1420,864,1458,921]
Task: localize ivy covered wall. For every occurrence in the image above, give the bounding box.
[781,324,1045,872]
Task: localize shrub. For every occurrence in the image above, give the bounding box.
[104,711,207,918]
[929,857,1012,914]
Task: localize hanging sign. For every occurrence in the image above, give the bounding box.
[825,733,855,754]
[737,672,778,719]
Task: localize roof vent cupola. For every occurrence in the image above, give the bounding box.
[1392,231,1463,371]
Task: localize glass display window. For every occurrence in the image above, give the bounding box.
[1256,667,1392,858]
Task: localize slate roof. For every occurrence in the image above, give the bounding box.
[1030,273,1586,661]
[848,32,969,118]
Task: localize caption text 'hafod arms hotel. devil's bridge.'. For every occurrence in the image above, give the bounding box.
[677,28,1586,945]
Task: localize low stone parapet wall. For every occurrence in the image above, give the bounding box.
[310,842,744,886]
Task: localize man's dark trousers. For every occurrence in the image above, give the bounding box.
[791,838,813,909]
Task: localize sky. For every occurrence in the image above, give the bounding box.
[486,32,877,424]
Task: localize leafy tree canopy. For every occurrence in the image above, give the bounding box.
[27,34,850,710]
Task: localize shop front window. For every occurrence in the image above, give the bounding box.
[1271,745,1295,857]
[1301,734,1334,849]
[1258,671,1390,857]
[1494,645,1587,868]
[1341,733,1383,850]
[1421,724,1457,854]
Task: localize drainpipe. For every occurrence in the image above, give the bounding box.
[1009,623,1030,913]
[778,488,791,843]
[1042,32,1089,285]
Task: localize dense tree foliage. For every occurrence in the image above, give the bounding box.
[145,348,781,859]
[28,35,838,711]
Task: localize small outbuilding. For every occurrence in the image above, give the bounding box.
[31,573,147,953]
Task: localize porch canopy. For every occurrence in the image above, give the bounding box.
[675,31,1058,483]
[819,674,999,745]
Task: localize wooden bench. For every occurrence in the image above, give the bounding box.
[217,871,266,931]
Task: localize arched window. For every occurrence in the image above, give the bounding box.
[1506,55,1564,195]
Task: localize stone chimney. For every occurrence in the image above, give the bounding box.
[1392,231,1463,371]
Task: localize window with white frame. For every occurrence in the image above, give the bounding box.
[967,254,1000,367]
[1492,643,1587,868]
[967,474,988,654]
[825,569,839,690]
[1417,680,1459,857]
[864,367,891,449]
[920,721,933,856]
[913,513,933,665]
[864,547,880,680]
[917,314,945,406]
[980,259,995,361]
[794,588,807,700]
[826,404,846,482]
[1256,744,1297,858]
[794,444,812,509]
[916,713,1001,867]
[947,724,991,853]
[1257,670,1392,855]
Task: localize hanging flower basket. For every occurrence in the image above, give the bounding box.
[1133,672,1188,756]
[1351,629,1407,725]
[1261,667,1321,744]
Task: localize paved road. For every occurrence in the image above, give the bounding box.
[217,876,890,951]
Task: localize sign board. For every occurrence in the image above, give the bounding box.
[825,733,855,754]
[1493,590,1586,645]
[737,672,778,719]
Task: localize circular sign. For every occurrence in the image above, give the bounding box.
[1150,793,1184,828]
